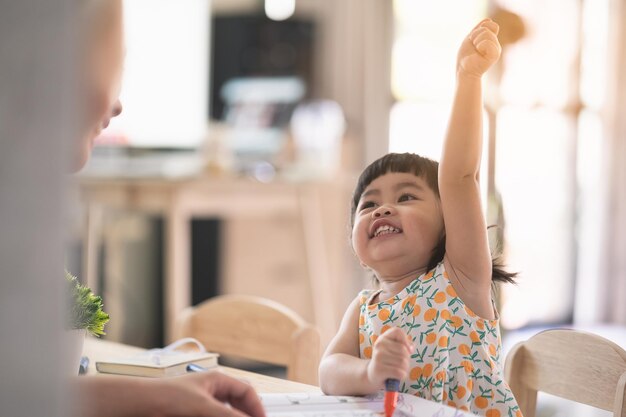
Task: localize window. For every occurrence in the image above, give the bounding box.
[102,0,209,148]
[390,0,609,329]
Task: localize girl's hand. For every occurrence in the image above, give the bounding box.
[366,327,412,389]
[457,19,502,78]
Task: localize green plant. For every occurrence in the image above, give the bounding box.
[66,270,109,336]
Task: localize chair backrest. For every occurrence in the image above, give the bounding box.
[175,294,320,385]
[504,329,626,417]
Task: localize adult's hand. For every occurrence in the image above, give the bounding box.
[158,371,267,417]
[73,371,266,417]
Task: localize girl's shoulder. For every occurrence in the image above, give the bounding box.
[357,288,382,308]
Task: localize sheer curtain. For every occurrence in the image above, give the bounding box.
[601,0,626,324]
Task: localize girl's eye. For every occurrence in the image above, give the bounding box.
[359,201,376,211]
[398,193,417,202]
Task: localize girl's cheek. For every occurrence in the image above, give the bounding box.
[351,221,365,250]
[350,228,359,250]
[355,222,372,256]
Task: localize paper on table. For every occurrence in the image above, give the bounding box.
[260,392,474,417]
[393,394,473,417]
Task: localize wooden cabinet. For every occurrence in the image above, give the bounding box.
[223,214,314,322]
[77,175,357,347]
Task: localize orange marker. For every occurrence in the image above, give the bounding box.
[384,379,400,417]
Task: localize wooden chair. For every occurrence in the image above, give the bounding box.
[175,294,320,385]
[504,329,626,417]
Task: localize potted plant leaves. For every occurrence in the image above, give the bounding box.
[66,270,109,374]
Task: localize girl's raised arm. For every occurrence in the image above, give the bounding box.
[439,19,501,289]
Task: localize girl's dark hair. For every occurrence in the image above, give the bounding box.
[351,153,517,284]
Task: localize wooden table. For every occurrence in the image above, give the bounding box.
[83,337,321,394]
[83,338,475,417]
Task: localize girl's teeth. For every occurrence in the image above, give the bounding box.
[374,225,400,237]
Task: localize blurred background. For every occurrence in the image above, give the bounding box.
[66,1,626,415]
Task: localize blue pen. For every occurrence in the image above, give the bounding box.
[384,378,400,417]
[186,363,208,373]
[78,356,90,375]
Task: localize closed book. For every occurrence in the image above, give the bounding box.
[95,338,219,377]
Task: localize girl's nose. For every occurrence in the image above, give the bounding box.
[372,205,394,218]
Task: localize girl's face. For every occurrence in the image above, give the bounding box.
[352,172,445,278]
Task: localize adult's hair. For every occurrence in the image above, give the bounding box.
[350,153,516,284]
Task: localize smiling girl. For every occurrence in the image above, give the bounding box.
[319,20,521,417]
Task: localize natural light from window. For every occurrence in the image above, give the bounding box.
[390,0,608,330]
